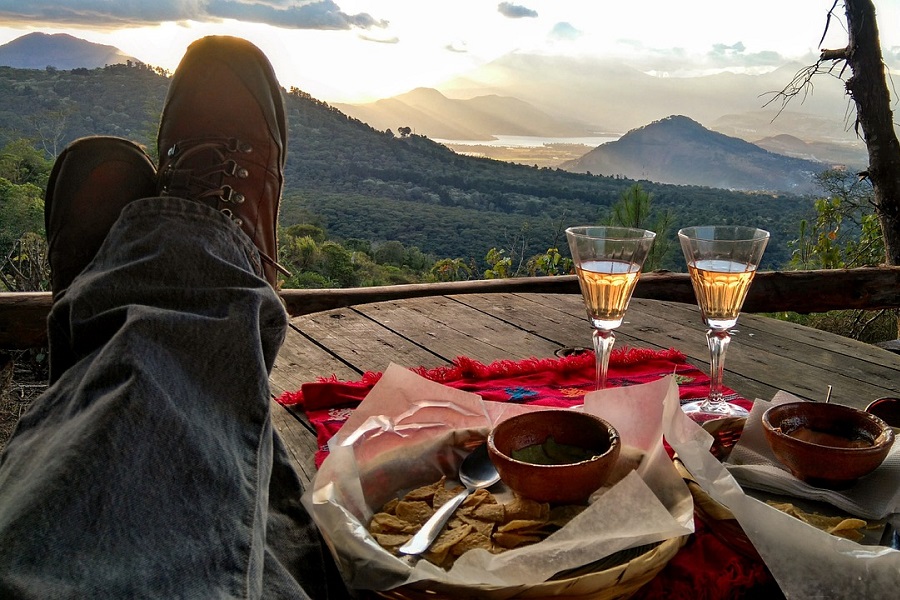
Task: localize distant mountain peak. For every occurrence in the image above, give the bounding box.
[562,114,824,194]
[0,32,139,70]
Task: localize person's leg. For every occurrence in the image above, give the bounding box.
[0,196,293,599]
[0,36,345,599]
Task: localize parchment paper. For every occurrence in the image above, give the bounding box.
[668,392,900,599]
[303,363,694,591]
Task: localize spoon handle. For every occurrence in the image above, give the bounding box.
[399,488,469,555]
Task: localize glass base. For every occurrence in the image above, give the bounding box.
[681,399,749,424]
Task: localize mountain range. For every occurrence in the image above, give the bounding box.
[0,33,138,70]
[0,32,868,184]
[0,57,811,269]
[332,87,597,141]
[0,32,827,268]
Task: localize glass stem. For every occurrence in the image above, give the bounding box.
[592,328,616,390]
[706,328,731,408]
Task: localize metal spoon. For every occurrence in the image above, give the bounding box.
[399,442,501,555]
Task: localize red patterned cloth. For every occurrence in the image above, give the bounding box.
[276,347,773,598]
[277,346,752,467]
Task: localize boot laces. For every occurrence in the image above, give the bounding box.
[160,137,291,279]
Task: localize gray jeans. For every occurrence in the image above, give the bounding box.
[0,198,347,599]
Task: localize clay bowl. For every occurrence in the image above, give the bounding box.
[866,397,900,432]
[762,401,894,489]
[487,409,621,504]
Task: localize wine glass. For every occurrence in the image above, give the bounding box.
[678,226,769,422]
[565,226,656,390]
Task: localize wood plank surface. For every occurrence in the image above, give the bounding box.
[271,294,900,487]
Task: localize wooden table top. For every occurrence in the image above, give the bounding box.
[268,293,900,486]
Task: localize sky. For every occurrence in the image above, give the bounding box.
[0,0,898,104]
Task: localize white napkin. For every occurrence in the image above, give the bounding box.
[726,391,900,520]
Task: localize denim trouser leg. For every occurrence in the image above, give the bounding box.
[0,198,340,599]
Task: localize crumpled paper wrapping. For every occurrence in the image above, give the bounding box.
[303,363,694,592]
[668,391,900,599]
[726,391,900,520]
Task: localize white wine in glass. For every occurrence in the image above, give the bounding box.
[566,227,656,390]
[679,226,769,422]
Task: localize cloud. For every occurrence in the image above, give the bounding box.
[208,0,387,30]
[549,22,581,41]
[711,42,747,55]
[0,0,387,30]
[497,2,537,19]
[707,42,786,68]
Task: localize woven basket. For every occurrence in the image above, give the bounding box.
[370,534,687,600]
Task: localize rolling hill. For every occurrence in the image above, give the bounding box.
[560,115,825,194]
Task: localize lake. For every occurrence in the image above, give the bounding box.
[433,134,621,148]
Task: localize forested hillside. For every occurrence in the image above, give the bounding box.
[0,63,815,269]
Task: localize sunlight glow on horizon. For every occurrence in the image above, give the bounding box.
[0,0,898,104]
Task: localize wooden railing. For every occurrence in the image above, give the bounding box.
[2,267,900,350]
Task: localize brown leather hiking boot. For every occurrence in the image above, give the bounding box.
[44,136,157,300]
[157,35,290,287]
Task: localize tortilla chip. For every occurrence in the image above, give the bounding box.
[373,532,413,548]
[498,519,548,533]
[434,484,465,508]
[766,501,868,541]
[405,477,445,502]
[431,523,473,555]
[473,503,506,523]
[395,500,434,526]
[505,496,549,521]
[380,497,399,515]
[370,512,418,534]
[493,531,544,549]
[368,474,584,568]
[451,531,493,556]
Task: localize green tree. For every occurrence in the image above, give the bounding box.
[484,248,512,279]
[604,183,673,271]
[773,0,900,267]
[0,139,52,187]
[283,223,326,244]
[431,257,472,282]
[789,169,884,270]
[0,178,44,250]
[373,240,406,266]
[785,169,893,342]
[525,247,573,276]
[281,235,320,272]
[319,241,357,287]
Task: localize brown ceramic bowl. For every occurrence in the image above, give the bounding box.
[762,401,895,489]
[487,409,621,504]
[866,397,900,431]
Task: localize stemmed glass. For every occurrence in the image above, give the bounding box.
[565,226,656,390]
[678,226,769,422]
